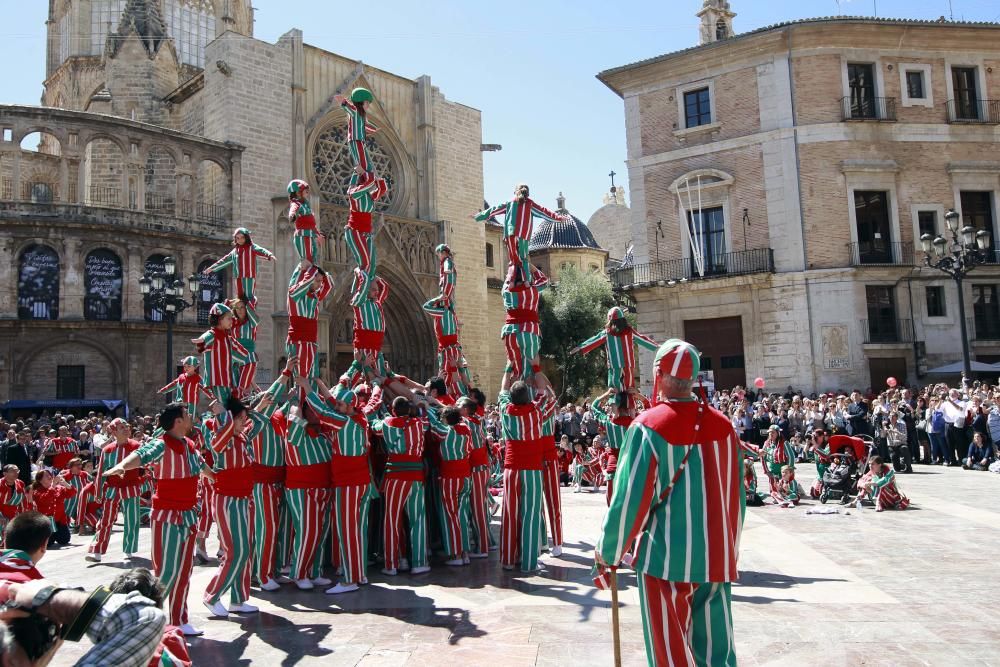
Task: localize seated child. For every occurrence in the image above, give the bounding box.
[857,456,910,511]
[769,465,802,508]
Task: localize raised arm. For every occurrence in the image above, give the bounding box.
[474,202,507,223]
[157,376,181,395]
[252,244,276,261]
[530,199,569,224]
[633,330,660,352]
[571,330,607,356]
[202,250,235,275]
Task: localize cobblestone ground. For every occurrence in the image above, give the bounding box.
[42,465,999,666]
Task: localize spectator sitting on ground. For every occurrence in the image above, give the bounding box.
[963,432,994,471]
[108,568,192,667]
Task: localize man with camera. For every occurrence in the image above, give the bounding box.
[0,512,166,666]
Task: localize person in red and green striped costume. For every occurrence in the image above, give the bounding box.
[595,339,744,667]
[344,268,390,385]
[335,88,378,172]
[422,296,466,396]
[288,180,323,265]
[158,356,213,418]
[191,303,251,406]
[761,425,794,493]
[230,297,260,399]
[345,166,387,280]
[286,263,333,380]
[502,263,548,381]
[202,227,275,301]
[591,386,651,506]
[427,404,473,566]
[435,244,457,306]
[474,184,568,281]
[571,307,659,392]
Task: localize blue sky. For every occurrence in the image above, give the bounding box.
[2,1,998,219]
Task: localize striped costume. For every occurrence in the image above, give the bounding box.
[428,409,473,559]
[597,399,744,667]
[288,179,320,264]
[340,97,378,172]
[233,301,260,396]
[203,235,275,301]
[862,468,910,511]
[58,469,90,527]
[192,422,216,542]
[372,413,429,572]
[501,267,548,381]
[286,264,332,379]
[248,376,290,585]
[75,481,100,534]
[203,415,256,607]
[194,325,251,406]
[761,435,795,491]
[345,171,387,278]
[498,388,556,571]
[0,480,30,544]
[465,412,493,553]
[136,433,207,627]
[475,197,567,280]
[158,372,212,418]
[89,439,144,557]
[422,298,465,396]
[438,255,457,306]
[41,436,78,470]
[283,391,334,581]
[539,411,562,549]
[590,394,650,504]
[574,308,659,391]
[347,270,390,383]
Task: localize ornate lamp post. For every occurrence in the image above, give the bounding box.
[139,256,202,386]
[920,208,992,378]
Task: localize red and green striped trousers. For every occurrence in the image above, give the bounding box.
[329,484,374,585]
[500,469,543,571]
[284,487,332,580]
[204,494,254,605]
[502,331,539,381]
[151,518,198,626]
[638,576,736,667]
[381,479,427,571]
[437,476,471,558]
[252,481,287,584]
[88,496,140,555]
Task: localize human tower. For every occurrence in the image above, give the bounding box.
[76,86,667,637]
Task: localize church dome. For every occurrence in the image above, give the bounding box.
[529,193,604,252]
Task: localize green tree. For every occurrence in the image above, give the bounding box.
[539,266,618,402]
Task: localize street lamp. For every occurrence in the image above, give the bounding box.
[920,207,993,379]
[140,259,202,388]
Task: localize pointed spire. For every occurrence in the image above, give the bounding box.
[556,192,567,214]
[697,0,736,45]
[107,0,167,58]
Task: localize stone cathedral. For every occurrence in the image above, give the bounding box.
[0,0,504,411]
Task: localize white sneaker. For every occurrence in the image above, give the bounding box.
[310,577,332,586]
[123,553,133,562]
[399,558,410,571]
[228,602,259,614]
[204,600,229,617]
[325,582,359,595]
[469,552,489,559]
[381,567,398,576]
[85,553,101,563]
[551,545,563,557]
[295,578,314,590]
[360,576,369,585]
[410,565,431,574]
[180,623,204,637]
[259,578,281,591]
[445,558,464,566]
[279,566,291,575]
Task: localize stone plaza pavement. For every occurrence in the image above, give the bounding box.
[41,465,999,666]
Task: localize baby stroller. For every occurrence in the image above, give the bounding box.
[819,435,867,504]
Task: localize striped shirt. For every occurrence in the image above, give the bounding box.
[234,301,260,356]
[0,480,29,517]
[371,415,426,457]
[194,327,250,387]
[422,298,458,342]
[501,269,548,336]
[203,243,274,279]
[351,270,389,333]
[475,197,566,241]
[136,434,205,528]
[340,99,378,142]
[439,256,456,299]
[576,327,659,372]
[597,399,745,583]
[95,440,143,501]
[284,395,333,466]
[590,399,633,449]
[348,171,387,214]
[287,265,331,344]
[247,377,288,467]
[158,372,212,406]
[498,390,557,441]
[762,437,794,467]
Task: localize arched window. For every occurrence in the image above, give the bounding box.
[84,249,123,321]
[312,124,398,211]
[485,243,495,268]
[29,183,53,203]
[716,19,728,40]
[18,244,60,320]
[163,0,216,68]
[144,254,166,322]
[196,259,226,325]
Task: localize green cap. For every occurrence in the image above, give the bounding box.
[350,87,374,104]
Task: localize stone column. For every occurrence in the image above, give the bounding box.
[125,248,144,321]
[61,237,83,319]
[0,238,15,315]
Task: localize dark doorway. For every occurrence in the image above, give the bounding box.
[868,357,907,392]
[683,316,746,390]
[854,191,892,264]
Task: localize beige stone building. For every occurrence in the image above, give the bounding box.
[0,0,503,411]
[600,2,1000,393]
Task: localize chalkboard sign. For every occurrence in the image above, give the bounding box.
[144,254,167,322]
[17,244,59,320]
[84,249,123,321]
[197,259,225,325]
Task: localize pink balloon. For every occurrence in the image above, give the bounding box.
[753,377,765,389]
[886,376,898,388]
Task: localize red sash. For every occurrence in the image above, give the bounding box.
[542,440,559,462]
[439,457,471,479]
[106,468,144,489]
[354,328,385,350]
[438,334,459,348]
[294,212,316,231]
[285,462,330,489]
[252,464,285,484]
[288,316,318,344]
[330,454,371,487]
[213,467,254,498]
[469,447,490,468]
[505,309,539,325]
[504,438,546,471]
[152,476,198,511]
[347,211,372,233]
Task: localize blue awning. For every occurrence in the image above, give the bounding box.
[1,399,124,412]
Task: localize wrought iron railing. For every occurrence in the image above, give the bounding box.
[848,241,913,267]
[611,248,774,289]
[861,318,913,344]
[87,185,121,207]
[841,95,897,121]
[144,192,174,214]
[947,99,1000,124]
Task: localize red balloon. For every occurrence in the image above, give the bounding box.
[753,377,765,389]
[886,376,898,388]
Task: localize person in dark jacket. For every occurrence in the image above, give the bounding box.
[0,430,33,485]
[847,392,871,436]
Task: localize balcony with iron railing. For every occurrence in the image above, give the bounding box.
[861,318,913,344]
[947,99,1000,124]
[611,248,774,290]
[848,241,913,267]
[841,96,897,122]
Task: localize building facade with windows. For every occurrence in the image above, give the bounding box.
[600,3,1000,393]
[1,0,501,410]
